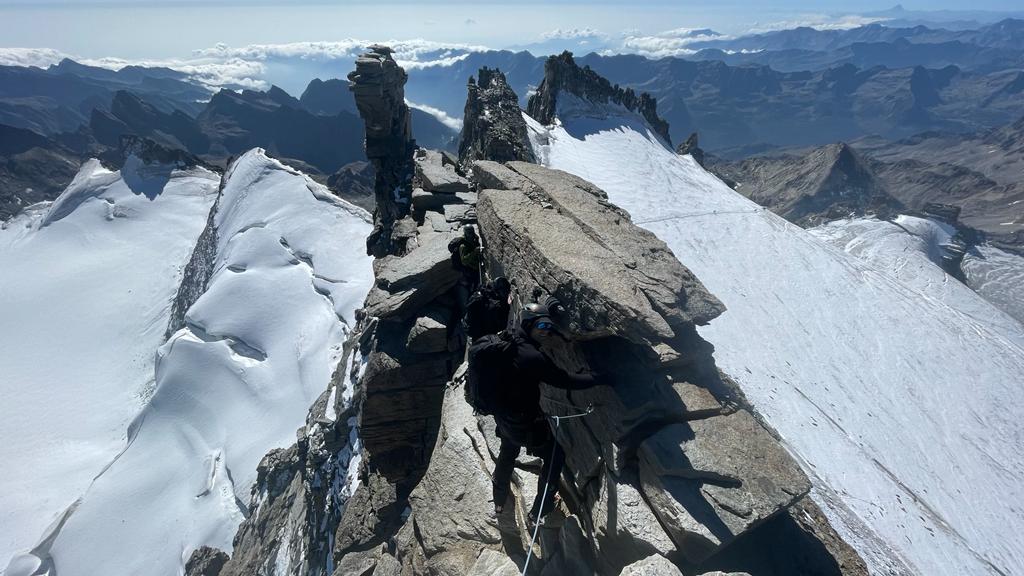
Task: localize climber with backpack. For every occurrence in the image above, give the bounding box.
[465,297,598,524]
[463,276,512,340]
[448,225,482,291]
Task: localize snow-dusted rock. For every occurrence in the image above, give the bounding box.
[459,67,536,169]
[184,546,229,576]
[963,244,1024,324]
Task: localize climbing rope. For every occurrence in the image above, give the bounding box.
[520,404,594,576]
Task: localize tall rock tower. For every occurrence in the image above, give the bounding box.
[457,67,535,170]
[348,44,416,257]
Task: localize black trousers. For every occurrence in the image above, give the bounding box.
[492,419,566,518]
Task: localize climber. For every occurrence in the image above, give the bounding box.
[449,226,484,342]
[463,276,512,339]
[486,299,597,524]
[448,225,482,290]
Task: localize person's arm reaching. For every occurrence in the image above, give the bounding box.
[532,348,598,390]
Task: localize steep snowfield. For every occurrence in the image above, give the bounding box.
[963,245,1024,326]
[810,216,1024,341]
[527,110,1024,575]
[2,150,374,576]
[0,159,219,566]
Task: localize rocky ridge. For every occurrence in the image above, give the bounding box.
[188,52,867,576]
[709,142,904,227]
[527,51,672,146]
[458,67,536,170]
[676,133,706,168]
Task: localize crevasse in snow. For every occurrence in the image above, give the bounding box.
[2,149,374,576]
[525,108,1024,576]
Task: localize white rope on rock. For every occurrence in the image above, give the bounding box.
[520,403,594,576]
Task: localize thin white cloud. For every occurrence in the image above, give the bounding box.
[407,100,463,131]
[0,39,490,94]
[194,39,488,65]
[0,47,68,68]
[612,27,728,59]
[540,27,606,41]
[77,55,267,90]
[747,14,887,34]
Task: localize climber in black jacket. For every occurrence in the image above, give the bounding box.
[491,299,597,523]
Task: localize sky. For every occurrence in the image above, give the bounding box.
[1,0,1022,60]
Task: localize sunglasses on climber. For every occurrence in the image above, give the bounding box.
[534,321,554,331]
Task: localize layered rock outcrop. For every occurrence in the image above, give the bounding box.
[458,67,536,169]
[348,45,416,257]
[527,51,672,145]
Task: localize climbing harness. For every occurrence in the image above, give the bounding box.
[520,403,594,576]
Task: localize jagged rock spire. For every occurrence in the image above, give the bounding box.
[526,51,672,146]
[457,67,536,169]
[676,132,706,167]
[348,45,416,257]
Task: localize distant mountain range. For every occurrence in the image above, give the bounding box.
[4,17,1024,225]
[707,113,1024,253]
[0,59,458,218]
[398,45,1024,152]
[689,18,1024,53]
[684,18,1024,73]
[0,58,209,135]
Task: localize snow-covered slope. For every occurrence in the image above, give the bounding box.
[963,245,1024,326]
[0,159,219,568]
[810,215,1024,341]
[526,110,1024,575]
[2,150,374,576]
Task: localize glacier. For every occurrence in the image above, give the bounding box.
[0,159,220,567]
[1,150,374,576]
[526,108,1024,576]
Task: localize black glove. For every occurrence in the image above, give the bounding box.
[543,296,565,318]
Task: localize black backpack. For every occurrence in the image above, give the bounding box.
[447,237,465,271]
[464,285,510,339]
[466,332,516,416]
